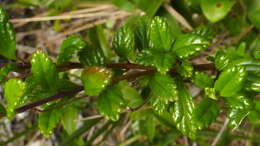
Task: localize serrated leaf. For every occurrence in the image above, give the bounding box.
[38,105,63,137]
[117,81,143,109]
[149,73,178,113]
[78,47,105,67]
[57,35,86,65]
[205,87,217,100]
[214,65,247,97]
[81,67,113,96]
[191,26,215,40]
[192,98,220,130]
[0,62,16,83]
[148,16,173,51]
[4,78,26,118]
[172,79,197,138]
[176,60,193,78]
[133,16,150,50]
[31,51,59,93]
[172,34,209,59]
[97,85,124,121]
[225,94,252,129]
[201,0,235,23]
[62,106,78,134]
[214,50,230,70]
[247,0,260,29]
[137,49,176,74]
[0,8,16,59]
[112,26,135,61]
[192,72,214,88]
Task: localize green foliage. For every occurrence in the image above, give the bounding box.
[214,65,247,97]
[57,35,86,65]
[81,67,113,96]
[149,73,178,113]
[192,72,214,88]
[0,62,16,83]
[0,8,16,59]
[192,98,220,130]
[246,0,260,29]
[78,47,106,67]
[4,79,26,118]
[176,60,194,78]
[201,0,235,23]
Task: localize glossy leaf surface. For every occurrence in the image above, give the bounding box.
[57,35,86,65]
[192,72,214,88]
[79,47,105,67]
[214,65,247,97]
[176,61,193,78]
[172,34,209,59]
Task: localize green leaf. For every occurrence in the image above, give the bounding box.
[137,49,176,74]
[78,47,106,67]
[214,50,230,70]
[192,72,214,88]
[0,62,16,83]
[117,81,143,109]
[214,65,247,97]
[204,87,217,100]
[0,8,16,59]
[192,98,220,130]
[62,106,78,135]
[30,50,59,93]
[112,26,135,61]
[247,0,260,29]
[191,26,215,40]
[133,16,150,50]
[4,79,26,118]
[132,0,164,17]
[172,79,197,138]
[148,16,173,51]
[225,94,252,129]
[172,34,209,59]
[176,60,194,78]
[139,115,156,141]
[38,105,63,137]
[201,0,235,23]
[248,111,260,124]
[97,85,124,121]
[81,67,113,96]
[249,37,260,59]
[149,73,178,113]
[57,35,86,65]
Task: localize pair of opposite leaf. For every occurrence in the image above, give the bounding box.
[113,16,210,74]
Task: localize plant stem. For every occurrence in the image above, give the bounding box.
[211,118,230,146]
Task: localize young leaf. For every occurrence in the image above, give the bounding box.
[4,79,26,118]
[172,34,209,59]
[137,49,176,74]
[31,50,59,93]
[149,73,178,113]
[112,26,135,61]
[97,85,124,121]
[214,65,247,97]
[0,8,16,59]
[204,87,217,100]
[117,81,143,109]
[171,79,197,138]
[192,72,214,88]
[78,47,105,67]
[81,67,113,96]
[38,106,63,137]
[176,60,194,78]
[192,98,220,130]
[57,35,86,65]
[191,26,215,40]
[133,16,150,50]
[225,94,252,129]
[148,16,173,51]
[201,0,235,23]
